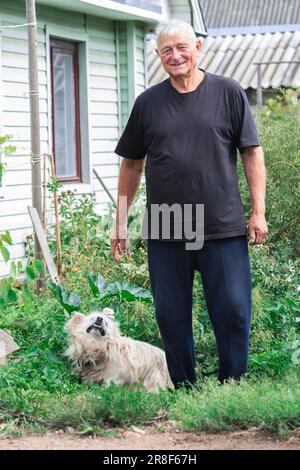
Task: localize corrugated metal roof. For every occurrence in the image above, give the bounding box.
[146,30,300,89]
[200,0,300,28]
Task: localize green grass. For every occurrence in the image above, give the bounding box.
[169,373,300,437]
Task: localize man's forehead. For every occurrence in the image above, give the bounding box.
[158,32,195,48]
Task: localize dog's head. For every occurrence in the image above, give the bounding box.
[66,308,120,341]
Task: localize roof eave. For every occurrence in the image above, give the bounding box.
[36,0,164,23]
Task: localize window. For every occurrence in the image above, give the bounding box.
[50,39,82,182]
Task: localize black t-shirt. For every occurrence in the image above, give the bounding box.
[115,70,260,241]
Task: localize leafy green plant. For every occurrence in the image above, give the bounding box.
[57,190,101,247]
[46,273,153,315]
[238,89,300,253]
[47,281,81,314]
[47,175,62,193]
[0,256,43,308]
[87,273,153,303]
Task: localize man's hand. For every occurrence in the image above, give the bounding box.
[110,226,128,262]
[248,212,268,245]
[241,146,268,245]
[110,157,145,262]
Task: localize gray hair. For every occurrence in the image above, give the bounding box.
[155,19,197,47]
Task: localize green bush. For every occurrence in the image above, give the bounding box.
[238,91,300,253]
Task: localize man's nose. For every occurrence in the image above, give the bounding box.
[95,317,103,326]
[171,48,182,60]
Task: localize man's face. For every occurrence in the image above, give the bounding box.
[156,32,201,79]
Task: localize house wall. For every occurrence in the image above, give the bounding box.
[169,0,191,24]
[0,0,146,277]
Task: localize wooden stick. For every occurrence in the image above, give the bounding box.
[49,155,62,278]
[28,206,59,283]
[0,402,48,426]
[93,168,117,207]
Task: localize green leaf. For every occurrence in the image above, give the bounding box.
[0,245,10,263]
[0,282,8,300]
[110,281,153,303]
[26,266,36,283]
[10,261,17,278]
[33,259,43,274]
[7,288,18,303]
[17,261,23,273]
[87,273,106,297]
[2,231,12,245]
[22,284,34,299]
[3,145,16,156]
[47,280,81,313]
[61,290,81,309]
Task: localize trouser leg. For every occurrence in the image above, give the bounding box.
[147,240,196,387]
[197,236,252,383]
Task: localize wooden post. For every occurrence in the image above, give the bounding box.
[42,152,47,231]
[26,0,43,288]
[256,63,263,106]
[50,155,62,278]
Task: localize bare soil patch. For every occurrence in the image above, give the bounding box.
[0,425,300,450]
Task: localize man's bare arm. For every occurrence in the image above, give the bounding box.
[110,157,145,261]
[241,145,268,244]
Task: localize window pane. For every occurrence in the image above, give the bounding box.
[52,49,77,178]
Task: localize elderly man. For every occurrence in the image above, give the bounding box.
[111,19,268,389]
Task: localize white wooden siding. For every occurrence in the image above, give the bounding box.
[118,22,130,129]
[0,1,148,278]
[0,2,49,277]
[1,1,148,277]
[135,23,146,95]
[169,0,191,23]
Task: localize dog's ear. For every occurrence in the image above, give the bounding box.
[102,307,115,319]
[65,312,85,335]
[73,311,85,321]
[70,312,85,326]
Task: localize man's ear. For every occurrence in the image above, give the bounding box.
[102,308,115,319]
[196,38,202,53]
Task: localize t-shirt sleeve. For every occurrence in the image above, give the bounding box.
[114,96,146,160]
[230,84,260,153]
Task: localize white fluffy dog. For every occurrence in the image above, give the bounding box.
[65,308,173,392]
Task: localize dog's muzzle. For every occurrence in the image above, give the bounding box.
[86,317,105,336]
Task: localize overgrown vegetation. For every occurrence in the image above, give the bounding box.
[0,91,299,438]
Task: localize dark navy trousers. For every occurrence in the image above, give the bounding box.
[147,235,252,387]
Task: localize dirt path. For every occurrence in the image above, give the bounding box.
[1,426,300,450]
